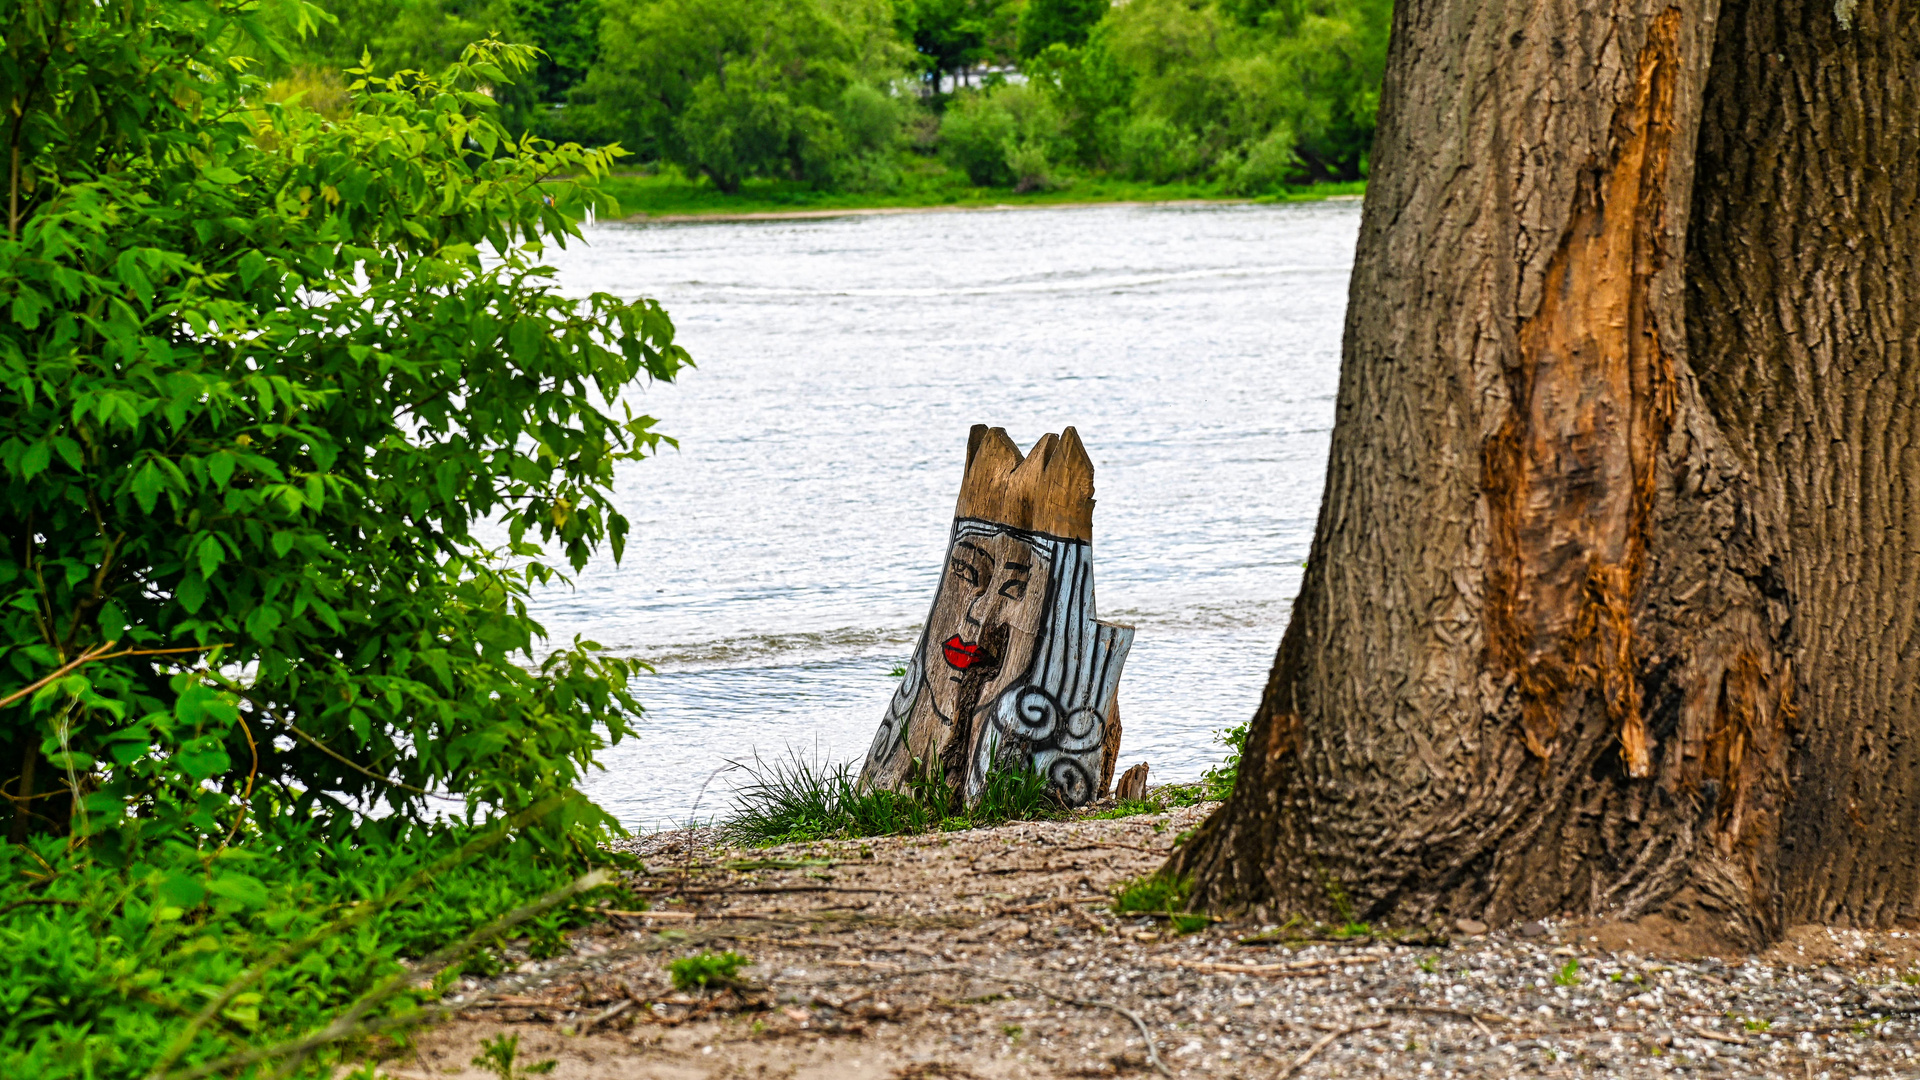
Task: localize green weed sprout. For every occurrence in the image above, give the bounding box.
[671,951,751,992]
[473,1032,556,1079]
[1112,871,1208,933]
[1553,958,1581,986]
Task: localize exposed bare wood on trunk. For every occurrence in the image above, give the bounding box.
[1485,11,1681,774]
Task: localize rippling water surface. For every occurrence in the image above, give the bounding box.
[531,200,1360,831]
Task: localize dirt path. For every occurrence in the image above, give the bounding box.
[380,802,1920,1078]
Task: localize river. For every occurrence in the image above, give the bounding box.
[531,199,1360,831]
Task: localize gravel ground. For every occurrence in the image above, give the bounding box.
[375,800,1920,1079]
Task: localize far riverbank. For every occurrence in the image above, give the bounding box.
[597,170,1367,223]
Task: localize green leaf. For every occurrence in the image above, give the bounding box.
[238,250,268,287]
[158,873,207,909]
[129,460,166,513]
[177,574,209,615]
[197,535,226,579]
[18,440,50,480]
[208,450,237,489]
[176,744,231,781]
[245,604,281,642]
[207,873,270,909]
[99,600,127,643]
[50,434,83,472]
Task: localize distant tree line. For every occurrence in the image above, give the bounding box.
[258,0,1390,193]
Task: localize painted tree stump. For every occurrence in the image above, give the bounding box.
[859,425,1134,808]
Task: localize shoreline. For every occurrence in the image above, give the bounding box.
[607,187,1365,225]
[622,196,1343,225]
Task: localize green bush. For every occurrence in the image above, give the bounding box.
[2,15,683,839]
[838,82,911,155]
[1116,114,1203,183]
[940,84,1070,189]
[577,0,909,189]
[1,3,680,1075]
[1224,125,1304,194]
[676,80,800,193]
[940,91,1020,185]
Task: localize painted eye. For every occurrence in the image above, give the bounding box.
[999,579,1027,600]
[950,558,978,586]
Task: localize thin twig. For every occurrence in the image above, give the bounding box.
[1384,1003,1513,1025]
[217,711,261,851]
[0,896,80,917]
[0,642,217,712]
[280,718,441,796]
[1156,955,1386,977]
[1277,1019,1388,1079]
[581,998,633,1032]
[629,884,890,897]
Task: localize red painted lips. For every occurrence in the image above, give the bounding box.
[942,635,981,670]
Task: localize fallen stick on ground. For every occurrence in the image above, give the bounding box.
[581,999,633,1032]
[1385,1003,1514,1026]
[626,885,892,896]
[1156,955,1387,977]
[605,909,872,922]
[1278,1019,1389,1080]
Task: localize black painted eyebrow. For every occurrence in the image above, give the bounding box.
[955,541,988,558]
[1002,561,1030,574]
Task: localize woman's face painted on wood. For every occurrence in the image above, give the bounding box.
[860,425,1132,808]
[925,530,1050,731]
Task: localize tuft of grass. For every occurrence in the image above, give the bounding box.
[472,1032,556,1079]
[1333,921,1373,940]
[969,763,1065,827]
[721,749,1063,845]
[1112,871,1209,933]
[1554,958,1581,986]
[1742,1017,1772,1032]
[670,951,751,992]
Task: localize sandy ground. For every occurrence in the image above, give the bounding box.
[366,800,1920,1079]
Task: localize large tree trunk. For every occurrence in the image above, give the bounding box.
[1170,0,1919,943]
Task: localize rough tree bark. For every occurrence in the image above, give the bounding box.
[1170,0,1919,943]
